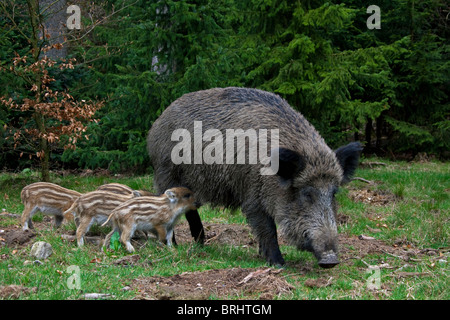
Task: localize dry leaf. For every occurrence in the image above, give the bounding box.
[90,257,101,263]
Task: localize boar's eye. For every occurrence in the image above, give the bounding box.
[183,193,191,199]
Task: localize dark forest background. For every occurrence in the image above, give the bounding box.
[1,0,448,176]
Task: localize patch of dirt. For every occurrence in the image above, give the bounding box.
[132,267,294,300]
[339,234,396,259]
[0,285,37,299]
[174,222,257,246]
[133,222,432,300]
[348,188,397,206]
[0,213,44,248]
[112,254,141,266]
[0,228,36,247]
[0,214,51,248]
[304,278,332,288]
[337,234,431,264]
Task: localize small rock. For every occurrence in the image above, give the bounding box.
[30,241,52,259]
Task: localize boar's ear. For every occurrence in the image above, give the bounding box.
[165,189,177,202]
[335,142,363,184]
[274,148,305,184]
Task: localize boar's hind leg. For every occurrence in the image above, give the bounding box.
[185,209,205,244]
[245,209,285,267]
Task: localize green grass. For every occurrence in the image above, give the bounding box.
[0,158,448,300]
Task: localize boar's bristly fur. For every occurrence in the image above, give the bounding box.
[147,87,362,268]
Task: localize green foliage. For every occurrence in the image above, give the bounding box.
[109,231,122,251]
[1,0,448,173]
[0,161,448,300]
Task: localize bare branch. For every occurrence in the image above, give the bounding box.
[64,0,139,44]
[0,1,31,42]
[40,0,65,17]
[352,177,374,184]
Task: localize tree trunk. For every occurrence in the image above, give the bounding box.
[376,114,383,149]
[39,0,68,59]
[26,0,68,181]
[27,0,50,181]
[40,138,50,182]
[365,118,372,148]
[33,112,50,181]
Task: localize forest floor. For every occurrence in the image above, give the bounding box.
[0,158,448,301]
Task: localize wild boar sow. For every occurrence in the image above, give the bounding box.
[147,87,362,268]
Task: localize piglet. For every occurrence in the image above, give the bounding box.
[21,182,81,230]
[102,187,199,252]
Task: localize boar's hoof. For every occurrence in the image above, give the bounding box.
[318,253,340,269]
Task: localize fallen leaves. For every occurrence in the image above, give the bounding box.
[349,188,397,206]
[90,257,102,264]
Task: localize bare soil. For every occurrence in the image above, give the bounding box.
[0,212,437,300]
[348,188,398,206]
[129,221,432,300]
[132,267,294,300]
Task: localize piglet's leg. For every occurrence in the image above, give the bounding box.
[76,217,92,247]
[120,228,135,253]
[154,225,168,246]
[166,228,174,248]
[21,205,38,231]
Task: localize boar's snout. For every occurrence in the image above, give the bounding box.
[318,251,340,269]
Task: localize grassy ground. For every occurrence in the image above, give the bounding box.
[0,158,448,300]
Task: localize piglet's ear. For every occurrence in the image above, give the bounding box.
[335,142,363,184]
[133,190,142,197]
[165,190,177,202]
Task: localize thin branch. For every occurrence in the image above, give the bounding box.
[39,0,64,17]
[0,1,31,42]
[64,0,139,44]
[352,177,374,184]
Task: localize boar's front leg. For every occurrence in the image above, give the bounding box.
[185,209,205,244]
[244,206,285,267]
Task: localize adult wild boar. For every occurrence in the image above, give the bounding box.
[147,87,362,268]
